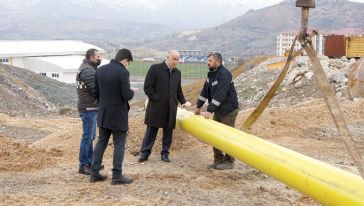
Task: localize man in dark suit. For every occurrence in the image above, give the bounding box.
[90,49,135,185]
[138,50,191,163]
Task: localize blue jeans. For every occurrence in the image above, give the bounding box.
[79,111,97,167]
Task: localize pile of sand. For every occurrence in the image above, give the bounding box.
[0,135,57,172]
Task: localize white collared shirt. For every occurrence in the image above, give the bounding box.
[165,61,173,73]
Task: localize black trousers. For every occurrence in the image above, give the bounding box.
[91,127,127,178]
[140,126,173,156]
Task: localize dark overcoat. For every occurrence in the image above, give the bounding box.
[94,59,134,131]
[144,61,186,129]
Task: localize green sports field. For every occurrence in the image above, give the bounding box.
[128,60,209,79]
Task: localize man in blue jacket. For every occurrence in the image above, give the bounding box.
[195,52,239,170]
[90,49,135,185]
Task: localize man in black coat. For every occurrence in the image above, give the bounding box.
[138,50,191,163]
[90,49,135,185]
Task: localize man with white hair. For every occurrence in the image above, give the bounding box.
[138,50,191,163]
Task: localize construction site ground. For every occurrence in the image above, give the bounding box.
[1,97,364,206]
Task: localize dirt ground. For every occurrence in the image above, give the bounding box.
[1,98,364,206]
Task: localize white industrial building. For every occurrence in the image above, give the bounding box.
[0,40,107,83]
[276,30,323,56]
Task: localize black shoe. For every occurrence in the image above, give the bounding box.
[215,162,234,170]
[161,154,170,162]
[87,165,105,172]
[90,173,108,183]
[138,155,148,162]
[78,165,91,175]
[208,162,220,170]
[111,175,134,185]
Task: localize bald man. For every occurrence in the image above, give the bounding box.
[139,50,191,163]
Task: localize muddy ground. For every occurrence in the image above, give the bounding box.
[1,98,363,206]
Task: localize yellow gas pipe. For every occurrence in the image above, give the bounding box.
[176,108,364,206]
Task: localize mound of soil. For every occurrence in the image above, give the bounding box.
[0,135,58,172]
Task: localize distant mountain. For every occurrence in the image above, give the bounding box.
[0,0,252,49]
[0,0,253,31]
[0,0,173,47]
[139,0,364,57]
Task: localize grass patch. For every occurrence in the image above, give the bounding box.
[182,56,269,104]
[131,56,268,107]
[129,60,234,79]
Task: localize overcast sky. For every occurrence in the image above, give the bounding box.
[118,0,364,10]
[110,0,364,29]
[2,0,364,30]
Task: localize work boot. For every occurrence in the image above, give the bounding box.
[161,154,170,162]
[138,154,149,162]
[208,154,224,169]
[78,164,91,175]
[224,155,235,163]
[90,173,108,183]
[84,164,104,174]
[111,175,134,185]
[215,161,234,170]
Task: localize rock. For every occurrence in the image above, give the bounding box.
[340,56,348,62]
[347,58,357,68]
[336,91,343,98]
[341,66,351,77]
[327,73,335,83]
[298,66,310,74]
[294,80,304,88]
[349,58,356,65]
[296,56,309,66]
[343,78,348,84]
[329,59,345,69]
[305,71,314,80]
[293,75,302,82]
[58,107,75,115]
[321,60,330,70]
[332,73,347,84]
[320,55,329,60]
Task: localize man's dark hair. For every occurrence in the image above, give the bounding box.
[208,52,222,64]
[115,49,133,62]
[85,48,99,60]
